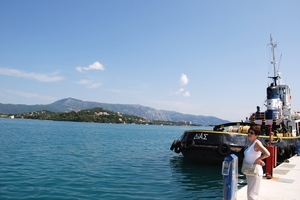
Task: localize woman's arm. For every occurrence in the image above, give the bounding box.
[254,140,271,166]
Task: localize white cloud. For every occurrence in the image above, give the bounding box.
[179,74,188,86]
[0,68,64,82]
[77,79,102,89]
[76,61,105,72]
[175,88,184,95]
[4,89,56,101]
[183,91,190,97]
[77,80,91,85]
[175,88,190,97]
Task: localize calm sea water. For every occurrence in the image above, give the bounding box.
[0,118,227,199]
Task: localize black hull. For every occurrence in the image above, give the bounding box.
[170,129,299,164]
[181,146,245,164]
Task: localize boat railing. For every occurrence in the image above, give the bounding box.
[249,112,266,120]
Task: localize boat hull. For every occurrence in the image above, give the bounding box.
[170,129,299,164]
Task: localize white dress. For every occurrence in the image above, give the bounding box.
[244,140,263,200]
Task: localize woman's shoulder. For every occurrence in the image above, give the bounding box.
[254,140,265,151]
[255,139,262,145]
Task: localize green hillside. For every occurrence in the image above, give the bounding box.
[2,107,195,126]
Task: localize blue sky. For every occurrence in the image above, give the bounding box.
[0,1,299,121]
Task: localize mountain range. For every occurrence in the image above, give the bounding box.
[0,98,229,125]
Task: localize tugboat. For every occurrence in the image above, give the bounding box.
[170,36,300,164]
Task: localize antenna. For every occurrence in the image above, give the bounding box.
[278,53,282,71]
[268,35,279,86]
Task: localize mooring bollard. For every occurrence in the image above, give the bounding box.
[266,146,277,178]
[222,154,238,200]
[265,125,277,178]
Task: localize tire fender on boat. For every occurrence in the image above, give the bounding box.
[174,141,182,154]
[218,143,231,156]
[285,146,293,158]
[184,139,195,149]
[170,140,177,150]
[277,146,285,156]
[290,145,296,154]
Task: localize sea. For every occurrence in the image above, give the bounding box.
[0,118,244,199]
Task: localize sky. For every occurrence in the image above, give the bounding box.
[0,1,299,121]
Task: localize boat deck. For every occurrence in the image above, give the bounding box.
[236,155,300,200]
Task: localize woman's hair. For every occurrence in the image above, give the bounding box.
[249,125,261,136]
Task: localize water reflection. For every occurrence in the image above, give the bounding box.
[169,155,247,198]
[169,155,223,199]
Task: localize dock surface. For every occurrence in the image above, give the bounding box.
[236,155,300,200]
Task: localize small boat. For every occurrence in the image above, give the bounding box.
[170,36,300,164]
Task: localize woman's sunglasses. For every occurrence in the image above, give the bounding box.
[248,131,256,135]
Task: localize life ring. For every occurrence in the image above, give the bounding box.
[218,143,231,156]
[184,139,195,149]
[174,141,182,154]
[277,146,284,156]
[170,140,177,150]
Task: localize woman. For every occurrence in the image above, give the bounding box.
[244,126,270,200]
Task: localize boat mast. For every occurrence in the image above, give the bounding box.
[269,35,278,86]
